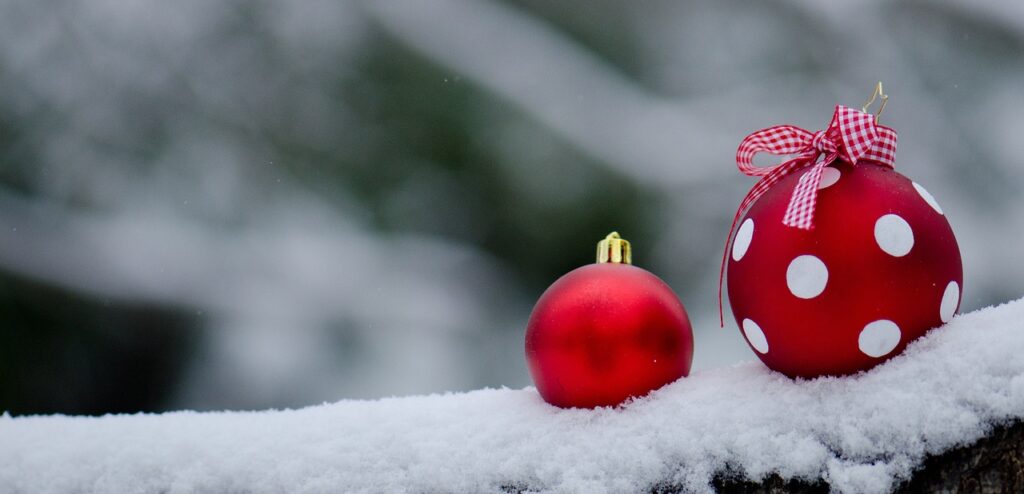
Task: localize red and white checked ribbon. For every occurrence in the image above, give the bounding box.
[718,105,898,325]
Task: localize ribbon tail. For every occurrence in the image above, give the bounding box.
[781,154,836,230]
[718,206,747,327]
[719,154,819,326]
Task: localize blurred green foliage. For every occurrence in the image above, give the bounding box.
[0,1,663,414]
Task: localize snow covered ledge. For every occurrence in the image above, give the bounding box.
[3,299,1024,494]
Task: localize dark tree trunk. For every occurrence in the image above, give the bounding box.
[701,421,1024,493]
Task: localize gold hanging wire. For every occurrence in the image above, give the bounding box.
[861,81,889,123]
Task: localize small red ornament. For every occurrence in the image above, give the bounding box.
[723,85,963,378]
[526,232,693,408]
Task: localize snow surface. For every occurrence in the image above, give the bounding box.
[3,298,1024,494]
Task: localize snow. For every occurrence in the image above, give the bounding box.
[3,298,1024,494]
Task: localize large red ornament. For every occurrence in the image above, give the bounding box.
[725,100,963,378]
[526,232,693,408]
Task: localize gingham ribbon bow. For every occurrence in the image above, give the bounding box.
[732,105,897,230]
[718,105,898,324]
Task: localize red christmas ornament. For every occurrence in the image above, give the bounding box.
[526,232,694,408]
[723,86,963,378]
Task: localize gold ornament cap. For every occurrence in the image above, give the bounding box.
[596,231,632,265]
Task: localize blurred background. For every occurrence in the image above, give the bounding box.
[1,0,1022,415]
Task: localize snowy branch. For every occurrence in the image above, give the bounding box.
[3,298,1023,493]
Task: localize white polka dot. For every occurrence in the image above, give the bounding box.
[940,281,960,323]
[913,182,944,215]
[742,318,769,354]
[874,214,914,257]
[786,255,829,299]
[732,218,754,261]
[859,320,902,358]
[818,167,841,189]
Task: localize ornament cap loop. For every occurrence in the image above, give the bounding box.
[596,231,632,265]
